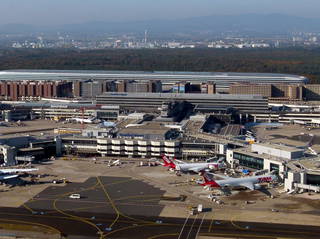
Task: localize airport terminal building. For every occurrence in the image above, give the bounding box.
[226,142,320,192]
[0,70,308,93]
[96,92,269,114]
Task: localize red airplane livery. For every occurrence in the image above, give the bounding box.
[161,155,225,173]
[200,172,277,191]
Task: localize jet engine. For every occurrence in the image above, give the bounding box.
[254,184,261,190]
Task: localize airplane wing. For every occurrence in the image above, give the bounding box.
[239,182,255,191]
[0,168,38,174]
[174,160,186,164]
[0,174,18,180]
[189,166,207,173]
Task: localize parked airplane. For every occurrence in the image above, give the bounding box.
[0,174,18,180]
[107,159,121,167]
[161,156,225,173]
[200,172,278,190]
[69,117,98,124]
[0,168,38,181]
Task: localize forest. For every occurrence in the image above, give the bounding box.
[1,47,320,83]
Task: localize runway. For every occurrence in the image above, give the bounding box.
[0,176,319,239]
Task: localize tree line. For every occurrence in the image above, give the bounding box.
[0,47,320,83]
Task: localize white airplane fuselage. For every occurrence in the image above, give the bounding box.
[176,162,222,172]
[0,168,38,181]
[202,173,278,190]
[217,175,277,188]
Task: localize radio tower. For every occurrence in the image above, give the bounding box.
[144,30,148,44]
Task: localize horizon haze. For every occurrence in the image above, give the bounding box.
[1,0,320,25]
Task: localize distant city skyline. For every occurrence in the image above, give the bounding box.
[1,0,320,25]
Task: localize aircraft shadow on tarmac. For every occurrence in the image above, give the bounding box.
[221,186,272,197]
[257,186,272,197]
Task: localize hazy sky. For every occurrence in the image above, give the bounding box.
[1,0,319,25]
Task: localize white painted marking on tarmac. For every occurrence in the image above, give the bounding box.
[186,214,198,239]
[178,214,190,239]
[195,214,206,239]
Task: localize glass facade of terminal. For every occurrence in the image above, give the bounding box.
[233,152,264,169]
[306,174,320,186]
[96,111,118,120]
[62,139,97,146]
[270,163,280,174]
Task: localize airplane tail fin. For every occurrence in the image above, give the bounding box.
[169,157,176,165]
[202,172,214,183]
[162,155,173,167]
[201,172,221,187]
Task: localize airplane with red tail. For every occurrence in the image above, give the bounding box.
[161,155,225,173]
[161,155,176,169]
[200,172,278,191]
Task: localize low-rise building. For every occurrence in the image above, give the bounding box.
[0,145,16,166]
[227,143,304,179]
[96,138,181,158]
[304,84,320,101]
[1,103,120,122]
[230,83,303,100]
[96,92,269,114]
[285,159,320,192]
[0,80,73,100]
[251,143,304,160]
